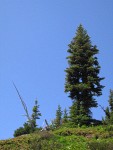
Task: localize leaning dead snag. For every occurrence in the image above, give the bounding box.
[13,82,33,128]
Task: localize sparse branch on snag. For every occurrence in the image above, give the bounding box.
[13,82,33,127]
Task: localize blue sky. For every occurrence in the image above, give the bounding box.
[0,0,113,139]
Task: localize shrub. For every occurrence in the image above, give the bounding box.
[14,127,26,137]
[29,132,62,150]
[88,141,113,150]
[14,123,32,137]
[39,131,53,140]
[105,125,113,131]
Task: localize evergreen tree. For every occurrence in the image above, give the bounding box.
[62,108,68,123]
[55,105,62,127]
[69,101,78,125]
[69,101,89,126]
[65,24,104,125]
[104,106,110,124]
[108,89,113,113]
[104,90,113,124]
[109,90,113,124]
[31,100,41,129]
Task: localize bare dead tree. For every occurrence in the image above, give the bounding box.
[45,119,50,130]
[13,82,33,128]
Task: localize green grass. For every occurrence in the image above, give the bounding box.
[0,125,113,150]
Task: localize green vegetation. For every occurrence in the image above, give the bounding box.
[31,99,41,129]
[0,25,112,149]
[14,100,41,137]
[62,108,68,123]
[65,24,104,126]
[1,126,113,149]
[54,105,63,127]
[103,90,113,124]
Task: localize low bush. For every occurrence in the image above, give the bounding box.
[30,139,63,150]
[88,141,113,150]
[29,132,63,150]
[39,131,53,140]
[104,125,113,131]
[14,123,32,137]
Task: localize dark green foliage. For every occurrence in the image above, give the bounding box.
[69,101,90,126]
[62,108,68,123]
[89,119,102,126]
[14,127,25,137]
[14,123,32,137]
[65,24,104,125]
[109,90,113,111]
[103,90,113,124]
[104,107,110,124]
[55,105,62,127]
[109,90,113,112]
[108,90,113,124]
[31,99,41,129]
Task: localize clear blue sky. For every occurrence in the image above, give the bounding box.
[0,0,113,139]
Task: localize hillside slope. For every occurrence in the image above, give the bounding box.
[0,126,113,150]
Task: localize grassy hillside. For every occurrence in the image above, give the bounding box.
[1,126,113,150]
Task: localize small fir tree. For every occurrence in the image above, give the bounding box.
[104,90,113,124]
[62,108,68,123]
[108,89,113,124]
[31,100,41,130]
[108,89,113,112]
[55,105,62,127]
[69,101,79,125]
[104,106,110,124]
[65,24,104,125]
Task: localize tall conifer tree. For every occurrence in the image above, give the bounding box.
[65,24,104,125]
